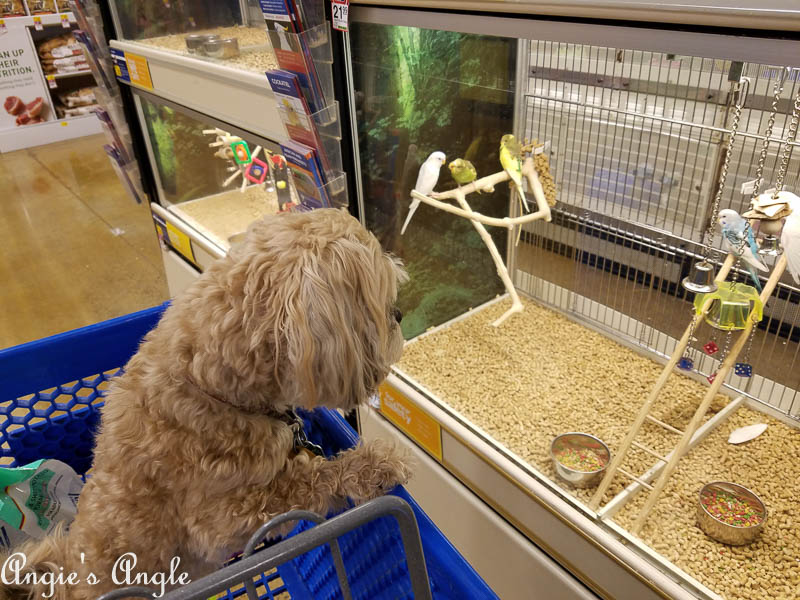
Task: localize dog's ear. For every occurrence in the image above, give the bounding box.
[242,210,404,410]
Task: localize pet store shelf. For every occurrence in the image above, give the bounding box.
[109,40,285,143]
[2,13,75,27]
[0,113,101,152]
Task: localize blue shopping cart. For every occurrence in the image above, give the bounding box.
[0,304,497,600]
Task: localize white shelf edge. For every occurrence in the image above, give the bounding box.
[0,12,74,27]
[0,113,101,151]
[109,39,273,93]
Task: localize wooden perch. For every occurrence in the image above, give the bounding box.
[408,154,553,326]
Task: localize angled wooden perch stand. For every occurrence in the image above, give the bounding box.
[410,154,553,326]
[590,253,788,535]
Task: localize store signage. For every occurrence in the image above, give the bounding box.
[109,48,153,90]
[378,382,443,461]
[165,222,197,265]
[109,47,129,82]
[0,29,53,131]
[124,52,153,90]
[331,0,349,32]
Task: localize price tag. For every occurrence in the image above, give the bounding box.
[47,75,57,89]
[377,382,442,461]
[124,52,154,90]
[33,16,43,31]
[331,0,349,32]
[0,20,6,35]
[60,14,70,28]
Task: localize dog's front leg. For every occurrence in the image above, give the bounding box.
[330,437,412,502]
[190,439,411,557]
[265,437,411,513]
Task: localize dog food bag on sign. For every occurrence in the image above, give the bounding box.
[0,459,83,550]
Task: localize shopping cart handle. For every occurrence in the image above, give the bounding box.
[96,495,432,600]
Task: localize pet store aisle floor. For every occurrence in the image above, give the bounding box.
[0,134,169,349]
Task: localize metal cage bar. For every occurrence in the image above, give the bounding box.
[516,41,800,420]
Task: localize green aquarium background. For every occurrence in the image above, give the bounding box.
[139,95,227,205]
[350,24,517,338]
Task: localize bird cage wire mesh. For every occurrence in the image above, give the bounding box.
[512,39,800,420]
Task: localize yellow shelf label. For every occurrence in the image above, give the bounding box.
[124,52,153,90]
[378,382,442,461]
[165,222,196,265]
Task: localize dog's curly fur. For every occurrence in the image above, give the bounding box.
[1,209,411,600]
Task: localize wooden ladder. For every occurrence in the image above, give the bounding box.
[589,253,787,534]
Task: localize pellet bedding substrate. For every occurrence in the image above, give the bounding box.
[398,297,799,598]
[614,407,800,600]
[397,297,728,506]
[171,187,280,249]
[137,27,278,72]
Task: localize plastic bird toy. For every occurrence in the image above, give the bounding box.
[402,151,446,235]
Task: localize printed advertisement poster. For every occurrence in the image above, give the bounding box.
[0,29,52,130]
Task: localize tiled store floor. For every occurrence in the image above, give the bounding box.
[0,134,168,348]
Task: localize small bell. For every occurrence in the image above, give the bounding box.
[682,261,718,294]
[757,234,781,256]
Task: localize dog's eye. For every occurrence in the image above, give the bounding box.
[391,307,403,324]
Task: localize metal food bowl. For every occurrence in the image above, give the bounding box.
[185,34,220,54]
[550,432,611,488]
[204,37,240,59]
[697,482,767,545]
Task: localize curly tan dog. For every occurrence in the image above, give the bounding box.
[2,208,411,600]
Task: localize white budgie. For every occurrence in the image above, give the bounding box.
[718,208,768,291]
[780,192,800,284]
[401,151,446,235]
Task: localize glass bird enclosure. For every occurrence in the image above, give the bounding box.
[350,16,800,600]
[107,0,285,74]
[134,92,344,251]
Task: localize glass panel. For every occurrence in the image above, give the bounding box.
[111,0,277,74]
[351,24,517,338]
[352,19,800,600]
[137,94,320,249]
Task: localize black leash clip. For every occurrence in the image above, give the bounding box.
[285,410,325,457]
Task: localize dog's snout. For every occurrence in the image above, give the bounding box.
[392,307,403,324]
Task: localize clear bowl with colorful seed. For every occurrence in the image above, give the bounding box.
[697,482,767,545]
[550,432,611,488]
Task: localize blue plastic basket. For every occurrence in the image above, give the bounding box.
[0,305,497,600]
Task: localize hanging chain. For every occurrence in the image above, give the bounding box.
[751,69,789,199]
[772,82,800,198]
[720,329,734,364]
[741,319,758,365]
[704,79,747,255]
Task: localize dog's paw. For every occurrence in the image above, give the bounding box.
[340,438,413,501]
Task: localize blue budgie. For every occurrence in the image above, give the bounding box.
[717,209,768,291]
